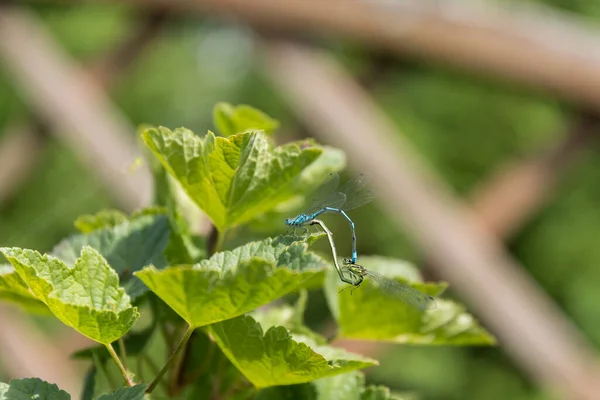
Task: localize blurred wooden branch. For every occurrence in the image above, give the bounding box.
[111,0,600,113]
[90,10,167,88]
[471,113,599,238]
[261,40,600,400]
[0,6,152,211]
[0,9,165,208]
[0,124,44,204]
[0,5,166,391]
[0,305,83,396]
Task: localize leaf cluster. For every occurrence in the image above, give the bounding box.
[0,104,494,399]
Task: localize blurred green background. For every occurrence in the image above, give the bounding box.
[2,2,600,399]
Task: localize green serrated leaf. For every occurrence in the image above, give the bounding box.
[207,314,377,388]
[1,247,139,344]
[326,256,495,345]
[142,127,342,232]
[0,264,49,314]
[213,103,280,136]
[94,384,147,400]
[199,234,326,271]
[135,236,327,328]
[52,214,170,300]
[0,378,70,400]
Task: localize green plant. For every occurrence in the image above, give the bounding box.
[0,103,495,400]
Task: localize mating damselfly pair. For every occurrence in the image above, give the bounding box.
[284,173,437,311]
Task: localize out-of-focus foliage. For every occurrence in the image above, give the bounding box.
[2,2,600,400]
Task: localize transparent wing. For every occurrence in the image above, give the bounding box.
[338,174,375,211]
[306,173,344,214]
[365,270,436,311]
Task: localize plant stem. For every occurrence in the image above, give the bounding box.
[118,337,128,370]
[146,324,195,394]
[143,354,169,396]
[105,342,134,387]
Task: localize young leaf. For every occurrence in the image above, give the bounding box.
[52,213,170,299]
[74,208,167,234]
[0,264,48,314]
[0,378,70,400]
[135,236,327,328]
[74,210,129,233]
[325,256,495,345]
[213,102,280,136]
[206,314,377,388]
[148,158,205,265]
[142,127,342,231]
[0,247,139,344]
[94,384,147,400]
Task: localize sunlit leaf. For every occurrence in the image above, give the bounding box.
[135,235,327,328]
[74,207,167,232]
[207,314,377,388]
[142,127,344,231]
[0,264,48,314]
[213,102,280,136]
[0,247,139,344]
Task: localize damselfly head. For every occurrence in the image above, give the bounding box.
[284,218,292,224]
